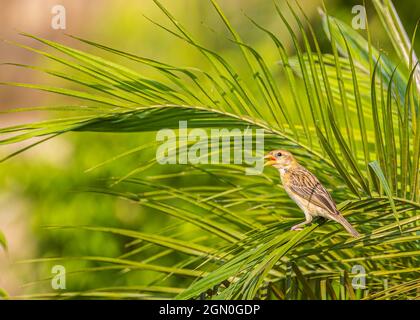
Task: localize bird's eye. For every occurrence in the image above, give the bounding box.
[276,152,282,157]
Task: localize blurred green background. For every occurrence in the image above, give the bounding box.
[0,0,419,296]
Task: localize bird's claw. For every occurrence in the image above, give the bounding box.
[291,225,303,231]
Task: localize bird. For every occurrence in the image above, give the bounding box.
[264,149,360,237]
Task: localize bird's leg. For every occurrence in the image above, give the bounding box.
[291,214,313,231]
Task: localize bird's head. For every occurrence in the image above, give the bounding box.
[264,149,296,169]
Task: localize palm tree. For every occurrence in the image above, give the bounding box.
[0,0,419,299]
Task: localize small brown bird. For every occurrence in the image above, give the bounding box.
[264,149,360,237]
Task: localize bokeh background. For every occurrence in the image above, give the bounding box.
[0,0,419,296]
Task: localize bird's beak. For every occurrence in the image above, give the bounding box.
[264,154,276,167]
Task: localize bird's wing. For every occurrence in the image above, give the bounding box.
[287,166,339,215]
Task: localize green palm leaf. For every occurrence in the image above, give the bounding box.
[1,0,418,300]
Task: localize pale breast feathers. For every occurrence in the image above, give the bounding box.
[286,166,339,215]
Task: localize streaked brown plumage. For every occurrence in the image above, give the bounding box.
[264,149,360,237]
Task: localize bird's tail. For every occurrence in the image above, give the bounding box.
[334,215,360,238]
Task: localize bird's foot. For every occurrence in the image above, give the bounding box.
[291,225,304,231]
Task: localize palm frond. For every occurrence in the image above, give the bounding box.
[0,0,419,300]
